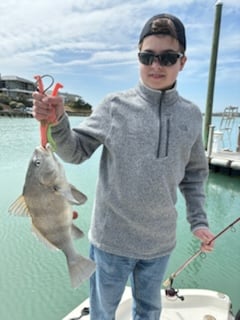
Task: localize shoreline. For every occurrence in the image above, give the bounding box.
[0,110,92,118]
[0,109,238,118]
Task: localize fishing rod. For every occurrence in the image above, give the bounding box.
[163,216,240,299]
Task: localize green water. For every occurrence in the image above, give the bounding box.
[0,117,239,319]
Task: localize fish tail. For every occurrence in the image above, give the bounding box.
[67,255,96,288]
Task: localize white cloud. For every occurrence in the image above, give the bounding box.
[0,0,239,111]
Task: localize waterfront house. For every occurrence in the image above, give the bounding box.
[0,75,35,101]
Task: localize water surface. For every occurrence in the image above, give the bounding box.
[0,117,239,319]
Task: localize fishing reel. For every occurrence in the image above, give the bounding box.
[165,287,184,301]
[165,277,184,301]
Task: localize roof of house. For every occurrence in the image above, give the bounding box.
[0,75,34,84]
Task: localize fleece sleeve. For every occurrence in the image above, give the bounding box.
[50,96,112,164]
[179,131,209,232]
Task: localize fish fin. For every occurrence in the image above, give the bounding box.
[8,195,30,217]
[31,224,59,251]
[59,187,82,205]
[67,254,96,288]
[72,224,84,239]
[70,184,87,205]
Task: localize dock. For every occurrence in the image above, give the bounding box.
[0,110,33,118]
[208,150,240,175]
[206,107,240,175]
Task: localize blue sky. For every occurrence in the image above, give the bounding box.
[0,0,239,112]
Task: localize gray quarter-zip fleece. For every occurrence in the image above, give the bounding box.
[51,81,209,259]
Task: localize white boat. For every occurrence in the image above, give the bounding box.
[62,286,236,320]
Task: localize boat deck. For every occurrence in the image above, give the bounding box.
[62,287,234,320]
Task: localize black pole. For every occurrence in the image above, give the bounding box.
[203,1,223,149]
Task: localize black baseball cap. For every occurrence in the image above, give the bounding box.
[139,13,186,51]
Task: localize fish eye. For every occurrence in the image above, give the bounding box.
[33,157,41,167]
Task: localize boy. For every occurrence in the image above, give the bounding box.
[33,13,214,320]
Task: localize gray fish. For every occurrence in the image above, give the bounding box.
[9,143,95,288]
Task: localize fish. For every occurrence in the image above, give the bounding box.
[8,143,96,288]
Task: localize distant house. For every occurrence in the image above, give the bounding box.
[60,92,83,103]
[45,90,81,104]
[0,75,35,100]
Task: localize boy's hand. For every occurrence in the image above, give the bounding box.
[32,92,65,123]
[194,228,215,252]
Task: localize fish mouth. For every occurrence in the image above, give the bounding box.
[34,143,54,158]
[45,143,53,151]
[36,143,53,153]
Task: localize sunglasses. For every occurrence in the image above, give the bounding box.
[138,51,183,67]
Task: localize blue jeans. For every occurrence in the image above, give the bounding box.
[89,245,170,320]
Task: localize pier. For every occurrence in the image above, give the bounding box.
[0,110,32,118]
[206,110,240,175]
[208,150,240,175]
